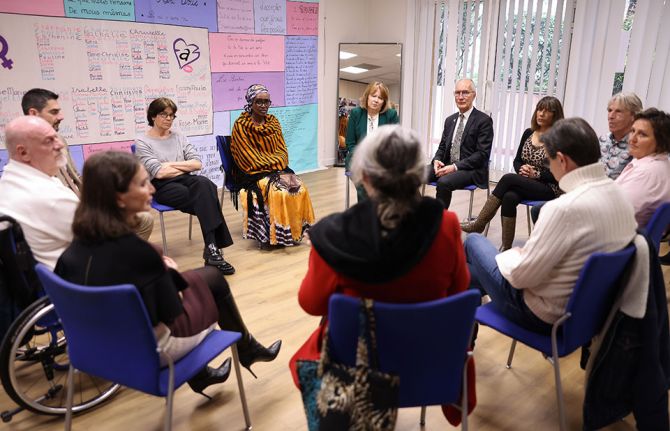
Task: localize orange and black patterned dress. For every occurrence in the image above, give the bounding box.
[231,111,315,246]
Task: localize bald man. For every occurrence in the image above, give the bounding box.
[0,116,78,269]
[21,88,154,240]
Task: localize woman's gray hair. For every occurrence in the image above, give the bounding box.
[351,125,427,230]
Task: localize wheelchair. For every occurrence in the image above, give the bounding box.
[0,215,119,422]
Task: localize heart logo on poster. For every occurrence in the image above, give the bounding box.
[173,38,200,72]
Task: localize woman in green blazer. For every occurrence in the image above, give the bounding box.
[345,81,399,202]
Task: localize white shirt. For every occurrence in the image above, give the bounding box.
[0,160,79,269]
[495,163,637,323]
[367,114,379,136]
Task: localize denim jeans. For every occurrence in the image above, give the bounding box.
[464,233,553,334]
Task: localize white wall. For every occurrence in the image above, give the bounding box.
[337,80,401,106]
[338,80,366,102]
[317,0,408,166]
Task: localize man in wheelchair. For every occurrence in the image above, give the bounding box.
[0,116,79,270]
[0,117,119,421]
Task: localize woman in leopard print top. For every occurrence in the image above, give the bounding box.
[461,96,564,251]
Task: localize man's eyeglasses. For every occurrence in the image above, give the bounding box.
[254,99,272,107]
[453,91,473,97]
[157,112,177,119]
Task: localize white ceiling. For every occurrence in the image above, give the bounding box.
[338,43,402,86]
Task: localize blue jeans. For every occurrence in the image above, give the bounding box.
[464,233,553,334]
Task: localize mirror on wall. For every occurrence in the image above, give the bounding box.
[335,42,402,166]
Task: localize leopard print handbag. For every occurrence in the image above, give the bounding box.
[297,299,400,431]
[316,298,400,431]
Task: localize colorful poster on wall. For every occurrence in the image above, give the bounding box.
[64,0,135,21]
[0,13,213,148]
[254,0,286,35]
[230,103,318,173]
[0,0,65,16]
[135,0,217,32]
[0,0,321,185]
[190,134,223,188]
[212,71,285,111]
[218,0,254,34]
[285,36,317,105]
[210,33,285,72]
[82,140,134,159]
[286,1,318,35]
[0,149,7,176]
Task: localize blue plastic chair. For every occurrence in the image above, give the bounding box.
[520,200,546,235]
[642,201,670,251]
[35,264,252,431]
[475,245,636,431]
[327,290,481,430]
[129,144,192,256]
[216,135,239,204]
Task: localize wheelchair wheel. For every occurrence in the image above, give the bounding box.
[0,296,119,416]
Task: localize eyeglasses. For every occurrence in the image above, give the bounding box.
[157,112,177,119]
[254,99,272,107]
[453,91,473,97]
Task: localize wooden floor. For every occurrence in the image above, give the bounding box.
[1,167,668,430]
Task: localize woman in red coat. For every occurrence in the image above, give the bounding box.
[289,125,474,425]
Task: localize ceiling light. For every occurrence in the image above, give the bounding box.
[340,66,368,74]
[339,51,357,60]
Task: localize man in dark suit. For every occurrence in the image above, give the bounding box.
[428,78,493,209]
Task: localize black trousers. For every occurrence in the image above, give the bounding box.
[152,174,233,249]
[492,173,555,218]
[426,166,477,209]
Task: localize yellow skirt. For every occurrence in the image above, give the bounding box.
[240,176,315,246]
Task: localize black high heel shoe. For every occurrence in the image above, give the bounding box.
[237,336,282,378]
[187,357,232,399]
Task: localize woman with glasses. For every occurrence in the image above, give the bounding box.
[345,81,399,202]
[461,96,564,251]
[230,84,315,247]
[134,97,235,274]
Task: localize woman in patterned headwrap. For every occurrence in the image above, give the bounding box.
[230,84,315,247]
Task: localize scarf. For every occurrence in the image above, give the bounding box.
[309,197,444,283]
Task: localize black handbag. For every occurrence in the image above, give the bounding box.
[298,298,399,431]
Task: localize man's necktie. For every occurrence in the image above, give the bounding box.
[450,113,465,163]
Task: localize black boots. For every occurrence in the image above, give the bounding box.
[187,357,232,399]
[203,244,235,275]
[216,292,282,378]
